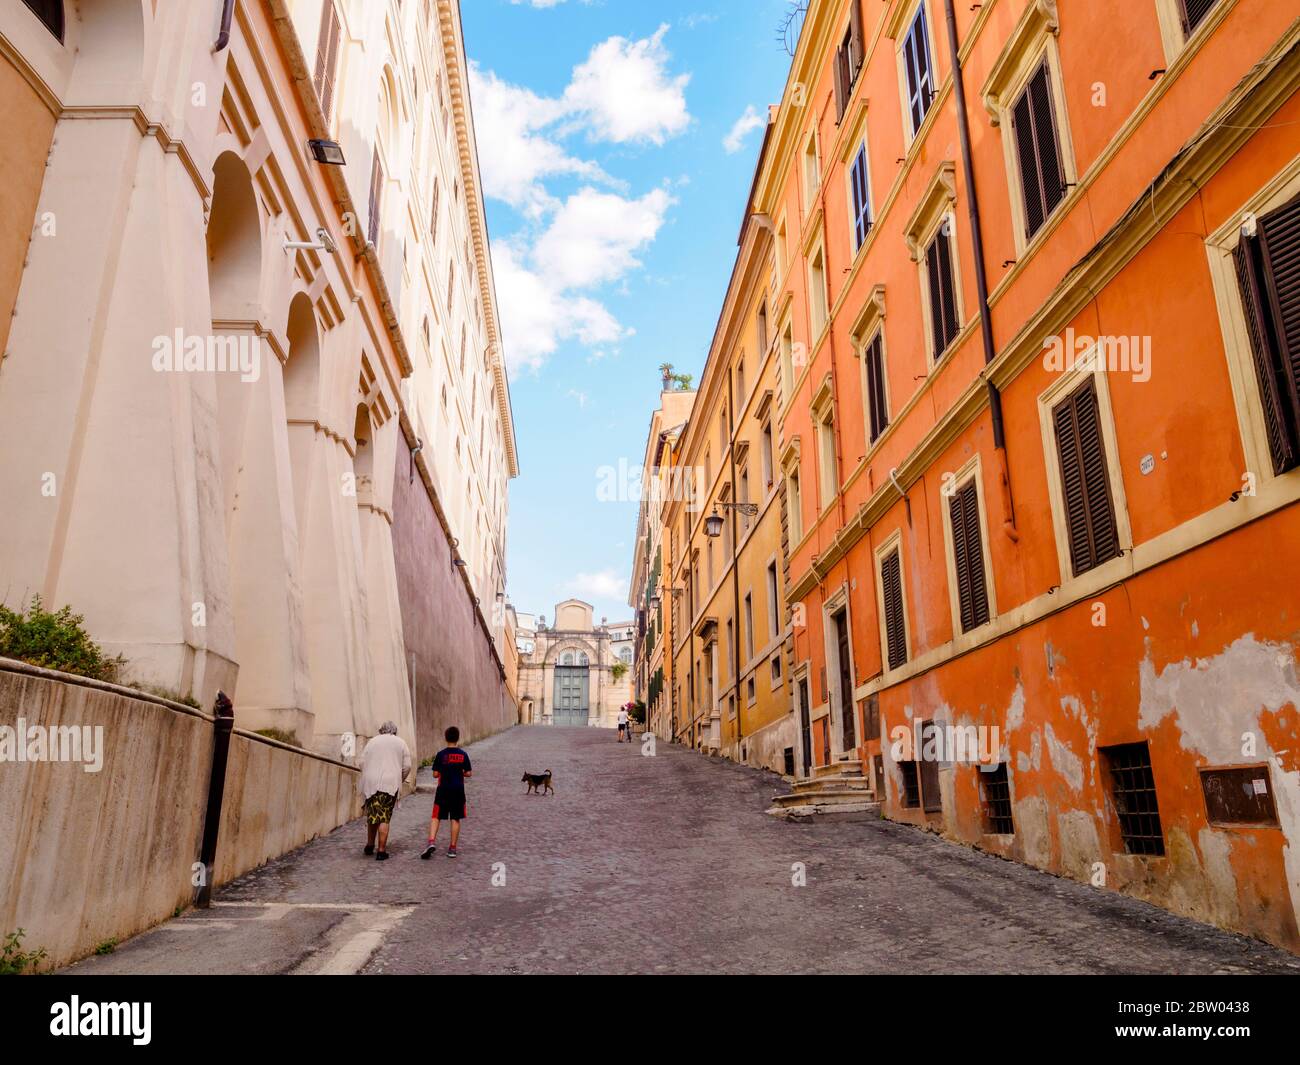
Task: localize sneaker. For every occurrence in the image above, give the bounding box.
[375,851,390,862]
[420,845,437,860]
[363,845,375,856]
[447,847,458,858]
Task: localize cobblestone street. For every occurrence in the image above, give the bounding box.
[71,726,1300,976]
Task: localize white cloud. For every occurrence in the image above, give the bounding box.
[563,25,691,145]
[532,187,674,290]
[723,105,765,154]
[567,569,628,601]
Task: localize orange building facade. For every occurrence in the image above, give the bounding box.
[752,0,1300,951]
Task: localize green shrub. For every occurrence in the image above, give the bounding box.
[0,929,47,975]
[254,727,301,748]
[0,596,125,682]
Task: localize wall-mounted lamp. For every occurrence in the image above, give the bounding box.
[308,139,346,165]
[703,502,758,538]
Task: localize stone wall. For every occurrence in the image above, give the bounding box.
[391,456,518,762]
[0,660,359,970]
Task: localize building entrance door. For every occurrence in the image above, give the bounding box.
[798,677,812,776]
[553,665,590,727]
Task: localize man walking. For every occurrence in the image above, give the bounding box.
[359,721,412,861]
[617,705,630,742]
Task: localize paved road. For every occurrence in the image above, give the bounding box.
[70,725,1300,975]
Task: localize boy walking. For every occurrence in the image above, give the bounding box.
[421,726,472,859]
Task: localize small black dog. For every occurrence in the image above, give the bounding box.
[521,770,554,796]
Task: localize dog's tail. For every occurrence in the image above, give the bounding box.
[545,769,552,775]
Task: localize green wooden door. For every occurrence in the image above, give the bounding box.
[553,666,590,727]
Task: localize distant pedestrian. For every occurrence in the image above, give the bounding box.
[617,705,630,742]
[359,721,412,862]
[421,726,472,859]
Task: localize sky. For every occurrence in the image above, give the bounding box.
[460,0,797,625]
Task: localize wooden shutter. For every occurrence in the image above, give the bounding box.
[848,1,866,79]
[948,480,990,632]
[367,149,382,245]
[1053,379,1120,576]
[1234,235,1297,473]
[833,43,849,123]
[926,227,959,357]
[1011,62,1066,241]
[1179,0,1219,36]
[1259,194,1300,442]
[881,549,907,670]
[314,2,341,122]
[865,333,888,443]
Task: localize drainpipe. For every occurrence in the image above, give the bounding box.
[726,373,744,755]
[214,0,235,53]
[941,0,1018,540]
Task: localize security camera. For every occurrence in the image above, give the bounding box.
[283,227,338,254]
[316,227,337,254]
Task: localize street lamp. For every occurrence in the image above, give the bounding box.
[703,502,758,538]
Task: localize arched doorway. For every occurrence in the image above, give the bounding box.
[553,650,589,727]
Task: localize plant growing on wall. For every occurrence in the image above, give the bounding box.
[0,929,47,975]
[611,661,629,682]
[0,596,126,682]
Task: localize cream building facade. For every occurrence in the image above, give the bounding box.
[516,601,634,729]
[0,0,513,761]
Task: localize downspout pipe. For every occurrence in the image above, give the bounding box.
[214,0,235,53]
[726,372,744,752]
[941,0,1018,538]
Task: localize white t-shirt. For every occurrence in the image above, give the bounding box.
[617,710,629,726]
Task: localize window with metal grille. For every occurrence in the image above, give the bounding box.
[863,332,888,444]
[23,0,64,42]
[1010,59,1066,241]
[902,4,934,136]
[948,478,990,632]
[1179,0,1221,36]
[979,763,1014,834]
[1103,742,1164,856]
[1052,378,1121,576]
[880,548,907,670]
[851,144,873,251]
[899,760,921,808]
[313,2,341,122]
[1234,191,1300,475]
[925,223,960,358]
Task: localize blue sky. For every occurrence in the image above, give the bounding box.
[461,0,795,624]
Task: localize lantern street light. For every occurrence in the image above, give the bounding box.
[703,502,758,538]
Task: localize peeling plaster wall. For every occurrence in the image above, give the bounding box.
[874,507,1300,953]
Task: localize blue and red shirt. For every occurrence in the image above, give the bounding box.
[433,747,472,792]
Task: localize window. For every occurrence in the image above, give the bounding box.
[779,323,795,400]
[313,2,341,119]
[429,178,441,243]
[802,133,821,211]
[924,221,960,358]
[1011,60,1067,242]
[743,594,754,661]
[899,760,922,808]
[725,620,734,678]
[786,463,803,543]
[833,3,866,122]
[1179,0,1221,36]
[447,260,455,310]
[367,150,383,245]
[1234,191,1300,474]
[770,654,783,685]
[979,764,1015,834]
[879,547,907,670]
[902,4,935,136]
[850,144,873,251]
[947,477,990,632]
[761,421,774,488]
[757,302,769,356]
[1052,378,1121,576]
[863,331,889,444]
[1102,743,1164,856]
[809,246,829,338]
[766,562,779,638]
[736,358,746,407]
[816,408,837,509]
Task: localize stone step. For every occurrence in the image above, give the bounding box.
[766,801,882,823]
[771,788,877,807]
[811,759,865,780]
[788,778,873,797]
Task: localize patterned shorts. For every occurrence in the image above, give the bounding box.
[364,791,397,825]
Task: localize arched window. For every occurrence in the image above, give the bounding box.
[560,652,574,666]
[578,652,589,666]
[619,648,633,665]
[23,0,65,42]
